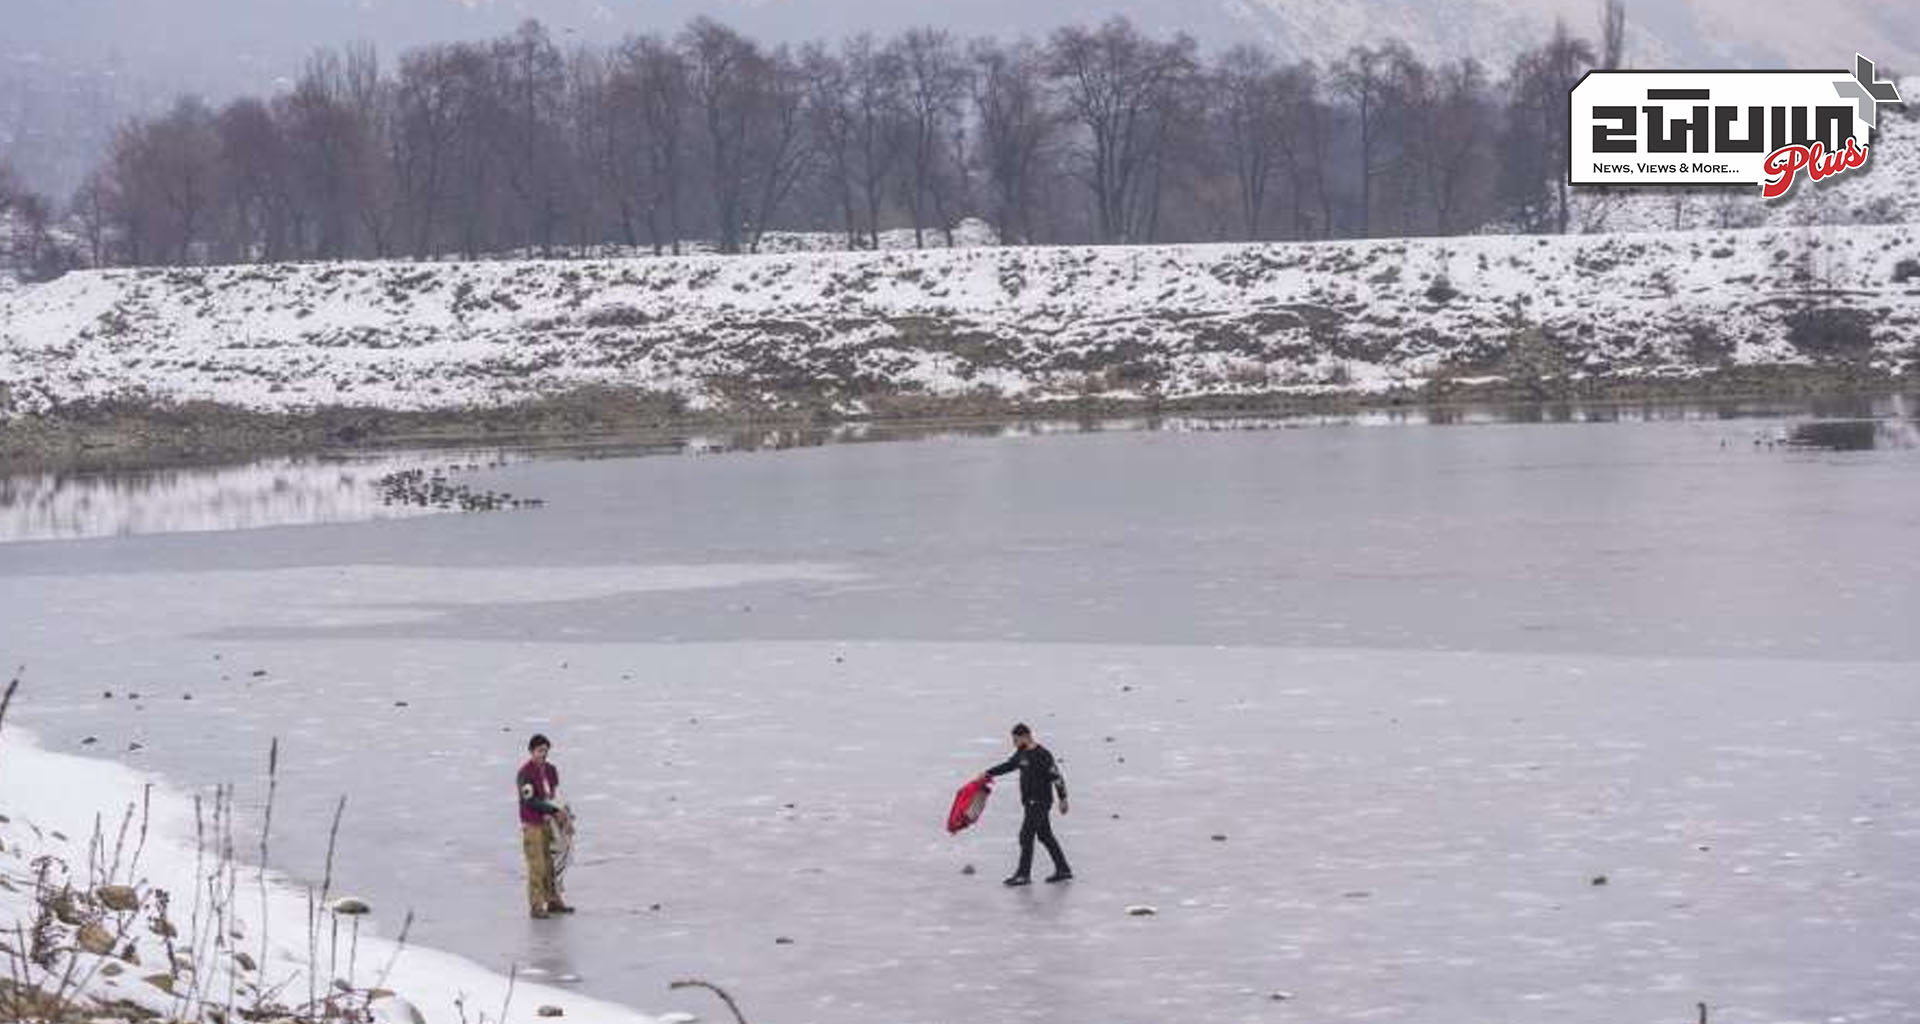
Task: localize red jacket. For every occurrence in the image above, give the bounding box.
[947,776,992,834]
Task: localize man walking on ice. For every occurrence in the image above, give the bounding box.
[518,733,575,918]
[980,723,1072,886]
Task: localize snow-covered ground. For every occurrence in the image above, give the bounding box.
[465,218,1002,262]
[3,220,1917,416]
[0,724,672,1024]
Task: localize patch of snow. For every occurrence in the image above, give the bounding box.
[0,726,666,1024]
[463,217,1001,262]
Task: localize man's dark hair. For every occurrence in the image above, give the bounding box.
[528,733,552,752]
[1010,723,1032,737]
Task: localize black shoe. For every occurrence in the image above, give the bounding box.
[1002,875,1031,887]
[547,902,576,914]
[1045,871,1074,883]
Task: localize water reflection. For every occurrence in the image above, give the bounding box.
[2,395,1915,542]
[557,394,1920,459]
[0,450,529,543]
[1785,419,1920,451]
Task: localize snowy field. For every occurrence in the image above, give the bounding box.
[2,221,1918,415]
[3,412,1919,1023]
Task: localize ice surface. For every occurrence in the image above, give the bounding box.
[3,418,1918,1024]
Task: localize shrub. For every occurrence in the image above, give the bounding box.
[1683,322,1735,366]
[1102,360,1161,391]
[1785,307,1876,360]
[1424,276,1460,304]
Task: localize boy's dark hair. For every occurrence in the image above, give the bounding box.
[1010,723,1032,737]
[528,733,552,752]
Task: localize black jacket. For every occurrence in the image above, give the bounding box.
[987,744,1068,806]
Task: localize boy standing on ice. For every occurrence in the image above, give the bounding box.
[517,734,575,918]
[979,723,1073,886]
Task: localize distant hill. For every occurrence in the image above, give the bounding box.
[6,0,1914,97]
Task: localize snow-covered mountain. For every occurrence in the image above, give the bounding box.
[6,0,1914,101]
[1222,0,1917,71]
[3,223,1916,416]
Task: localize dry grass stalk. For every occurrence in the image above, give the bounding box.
[669,978,752,1024]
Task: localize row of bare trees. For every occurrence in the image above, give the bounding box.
[1,162,68,279]
[2,8,1622,274]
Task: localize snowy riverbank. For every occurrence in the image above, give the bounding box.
[1,223,1917,418]
[0,723,671,1024]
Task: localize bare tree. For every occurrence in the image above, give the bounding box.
[7,191,68,278]
[490,21,570,254]
[157,100,221,263]
[69,170,114,267]
[683,18,764,254]
[1212,45,1287,240]
[390,45,477,257]
[105,97,221,263]
[1600,0,1628,70]
[570,46,623,250]
[802,43,862,247]
[1539,22,1598,233]
[103,128,155,263]
[0,160,19,219]
[343,46,400,259]
[277,50,381,258]
[43,14,1631,263]
[1497,23,1597,236]
[444,44,500,258]
[805,34,907,249]
[1047,17,1197,244]
[1416,59,1495,235]
[968,37,1055,246]
[743,46,814,253]
[0,161,25,276]
[215,98,294,261]
[894,28,970,247]
[1333,44,1420,238]
[1269,63,1334,239]
[628,35,694,254]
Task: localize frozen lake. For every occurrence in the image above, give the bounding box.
[3,404,1919,1024]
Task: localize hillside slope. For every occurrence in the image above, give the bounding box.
[3,224,1918,417]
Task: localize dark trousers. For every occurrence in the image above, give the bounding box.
[1017,800,1069,877]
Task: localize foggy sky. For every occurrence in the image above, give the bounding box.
[2,0,1913,197]
[7,0,1915,99]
